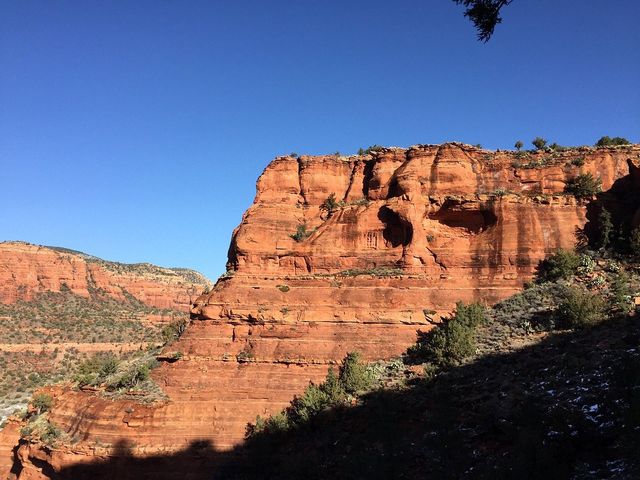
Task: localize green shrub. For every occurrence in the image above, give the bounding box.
[249,411,290,437]
[596,208,614,250]
[288,384,333,424]
[98,356,119,377]
[454,301,486,328]
[277,284,290,293]
[168,351,183,361]
[290,224,313,242]
[361,145,383,155]
[320,193,342,218]
[408,302,485,368]
[74,353,120,386]
[108,363,151,390]
[431,320,473,367]
[536,249,581,282]
[323,366,346,401]
[246,354,372,437]
[629,227,640,256]
[339,352,373,395]
[610,271,633,314]
[570,157,585,167]
[564,173,601,200]
[532,137,547,150]
[41,421,62,446]
[549,142,569,152]
[31,393,53,414]
[514,140,523,151]
[338,267,404,277]
[236,350,255,362]
[555,287,606,330]
[161,320,187,343]
[595,136,631,147]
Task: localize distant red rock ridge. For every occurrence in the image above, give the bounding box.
[0,241,212,311]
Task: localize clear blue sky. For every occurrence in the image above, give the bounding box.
[1,0,638,280]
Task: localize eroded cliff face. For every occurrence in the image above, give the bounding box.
[0,242,211,311]
[8,143,640,479]
[0,243,212,479]
[195,143,633,323]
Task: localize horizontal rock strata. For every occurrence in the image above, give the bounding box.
[0,242,211,310]
[8,143,640,478]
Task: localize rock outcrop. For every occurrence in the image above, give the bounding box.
[0,242,211,310]
[0,243,212,478]
[6,143,640,479]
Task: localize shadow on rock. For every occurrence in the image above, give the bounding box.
[48,315,640,480]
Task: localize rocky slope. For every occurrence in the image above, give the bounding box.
[0,244,211,478]
[0,242,210,310]
[6,143,640,479]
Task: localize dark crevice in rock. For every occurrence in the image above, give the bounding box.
[429,200,498,234]
[296,157,307,205]
[362,160,375,197]
[378,207,412,248]
[343,161,360,202]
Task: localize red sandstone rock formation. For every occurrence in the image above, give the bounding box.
[0,243,212,478]
[0,242,211,311]
[195,143,634,323]
[6,143,640,479]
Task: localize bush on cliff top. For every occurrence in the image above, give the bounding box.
[595,136,631,147]
[532,137,548,150]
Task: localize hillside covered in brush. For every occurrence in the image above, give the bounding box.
[0,242,211,475]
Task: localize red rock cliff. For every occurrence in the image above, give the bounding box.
[0,242,211,311]
[0,242,212,478]
[8,143,640,479]
[194,143,633,322]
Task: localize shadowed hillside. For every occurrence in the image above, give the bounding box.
[43,309,639,480]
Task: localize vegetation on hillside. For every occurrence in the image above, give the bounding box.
[0,289,188,426]
[228,309,640,479]
[246,352,377,438]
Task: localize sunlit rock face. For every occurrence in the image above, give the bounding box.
[6,143,639,479]
[0,242,211,310]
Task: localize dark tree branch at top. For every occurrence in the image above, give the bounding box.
[453,0,513,42]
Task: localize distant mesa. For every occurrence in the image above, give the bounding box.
[0,241,212,310]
